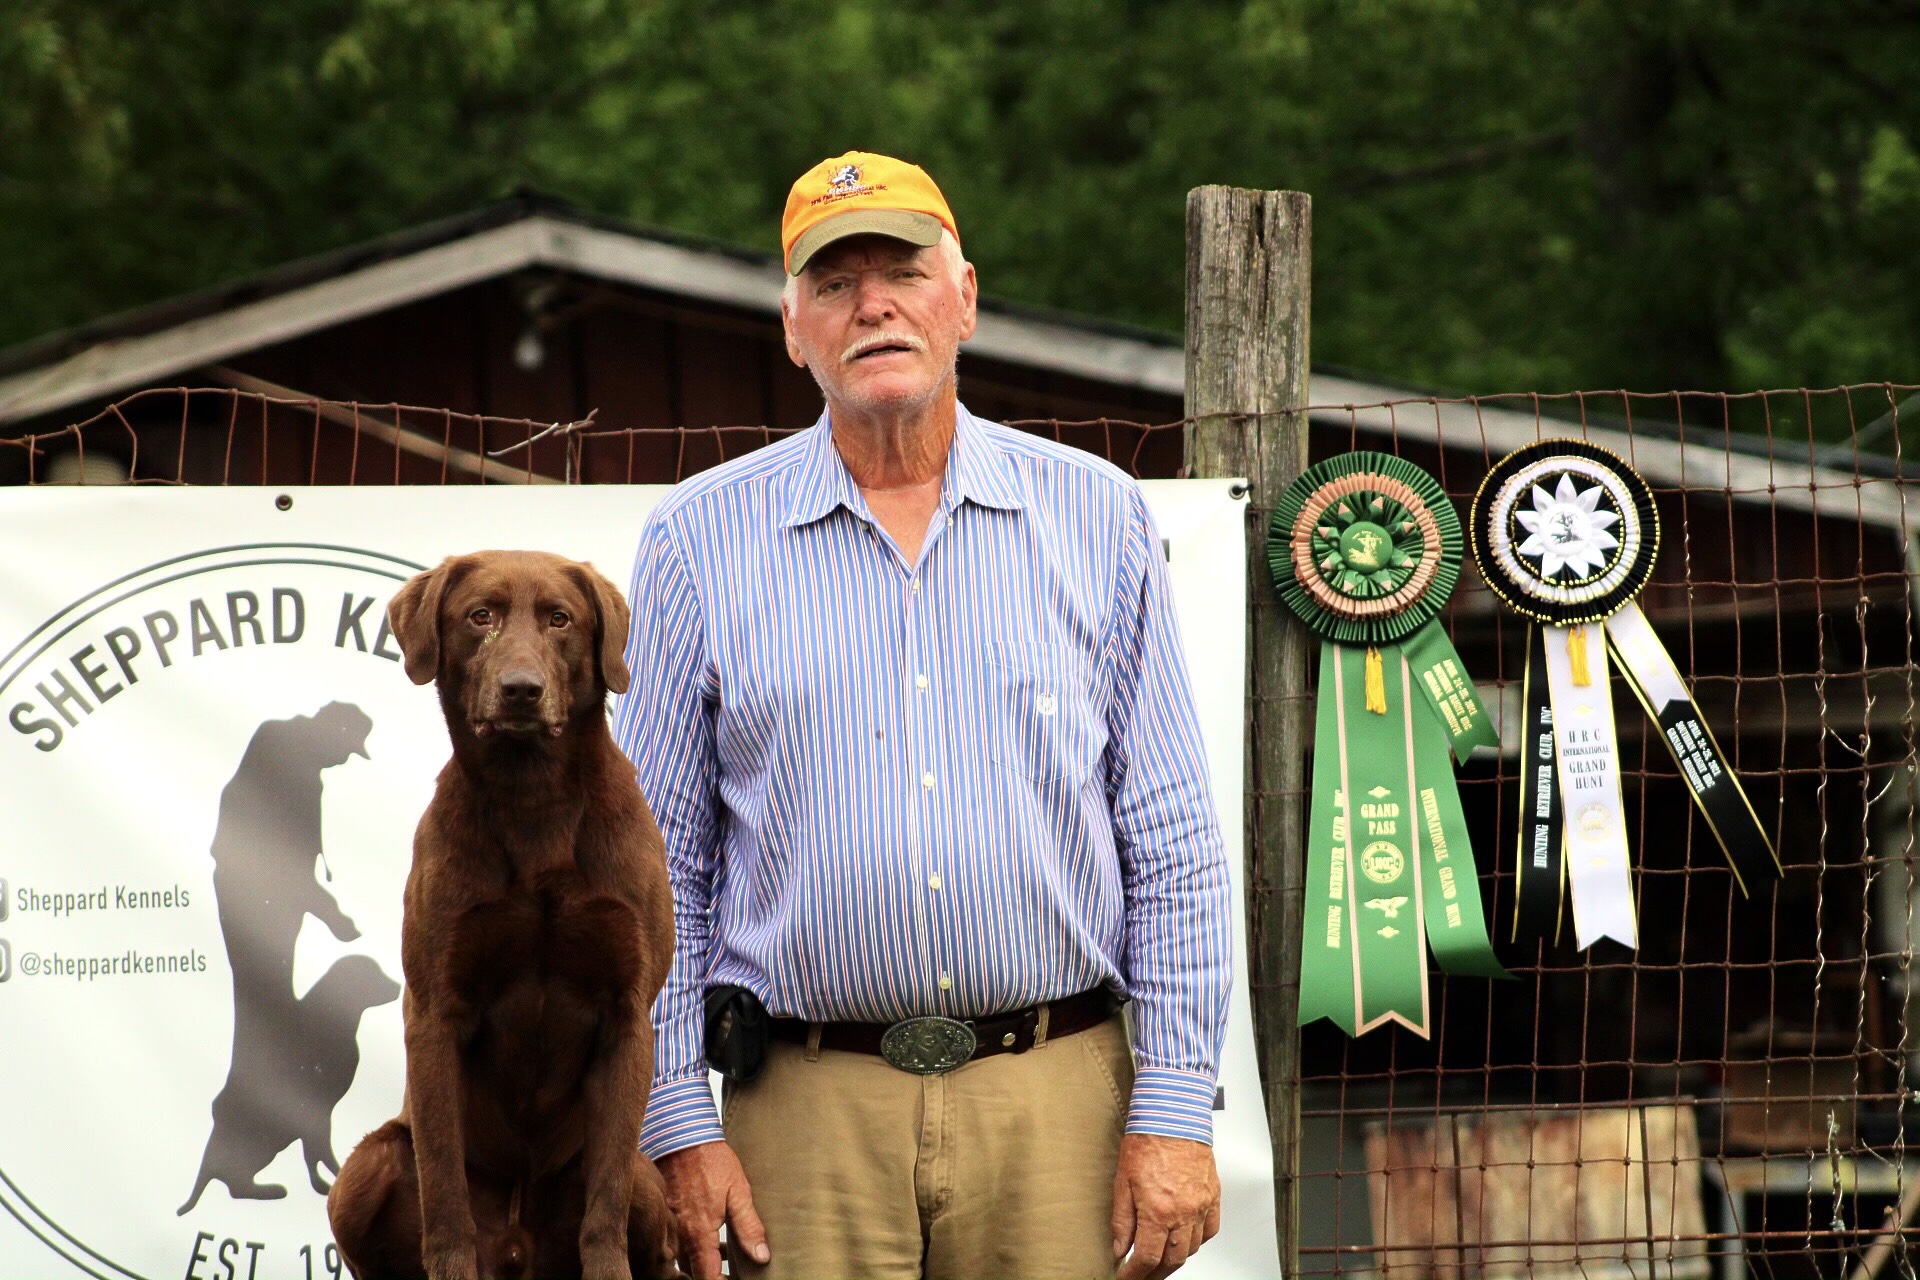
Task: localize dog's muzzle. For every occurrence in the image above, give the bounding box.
[878,1016,978,1075]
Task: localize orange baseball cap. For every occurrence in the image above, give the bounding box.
[781,151,959,276]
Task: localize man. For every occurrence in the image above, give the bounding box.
[616,151,1231,1280]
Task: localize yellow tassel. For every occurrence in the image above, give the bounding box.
[1568,626,1591,687]
[1364,646,1387,714]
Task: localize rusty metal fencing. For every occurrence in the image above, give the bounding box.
[7,382,1920,1279]
[1295,385,1919,1280]
[0,386,1183,488]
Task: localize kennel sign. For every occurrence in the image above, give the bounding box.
[0,482,1275,1279]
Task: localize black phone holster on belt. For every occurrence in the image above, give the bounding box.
[703,984,769,1083]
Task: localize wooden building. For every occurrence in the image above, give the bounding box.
[0,195,1193,484]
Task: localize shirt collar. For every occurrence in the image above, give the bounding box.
[943,405,1025,515]
[780,404,1025,529]
[780,411,867,529]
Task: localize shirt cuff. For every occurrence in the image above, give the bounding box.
[638,1073,725,1159]
[1125,1067,1217,1145]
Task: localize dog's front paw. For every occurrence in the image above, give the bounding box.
[422,1243,479,1280]
[580,1242,634,1280]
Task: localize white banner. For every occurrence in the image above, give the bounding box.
[0,481,1275,1279]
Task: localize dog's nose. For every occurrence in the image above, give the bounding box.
[498,670,545,707]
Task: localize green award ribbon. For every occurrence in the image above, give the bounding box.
[1270,452,1508,1038]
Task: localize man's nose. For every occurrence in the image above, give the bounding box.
[850,277,896,323]
[498,669,545,707]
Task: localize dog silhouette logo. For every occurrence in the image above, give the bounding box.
[179,701,400,1215]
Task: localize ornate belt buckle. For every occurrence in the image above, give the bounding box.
[880,1016,977,1075]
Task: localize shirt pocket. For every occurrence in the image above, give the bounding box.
[987,642,1101,784]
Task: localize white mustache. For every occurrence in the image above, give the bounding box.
[841,331,927,363]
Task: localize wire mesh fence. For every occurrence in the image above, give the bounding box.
[1298,384,1918,1280]
[0,386,1184,486]
[6,381,1920,1279]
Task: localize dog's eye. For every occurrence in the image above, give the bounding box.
[469,608,492,626]
[549,610,571,628]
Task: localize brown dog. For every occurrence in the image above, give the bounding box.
[327,551,676,1280]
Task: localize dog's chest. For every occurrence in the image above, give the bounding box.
[446,870,644,1015]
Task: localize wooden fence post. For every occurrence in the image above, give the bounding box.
[1183,185,1313,1275]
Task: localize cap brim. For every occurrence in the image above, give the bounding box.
[788,210,945,276]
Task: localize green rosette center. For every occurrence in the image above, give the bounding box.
[1317,502,1419,599]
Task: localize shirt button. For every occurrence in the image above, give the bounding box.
[915,673,929,691]
[921,772,935,790]
[911,578,921,593]
[938,973,953,991]
[928,874,943,890]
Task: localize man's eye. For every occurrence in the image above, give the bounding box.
[469,608,492,626]
[550,610,571,628]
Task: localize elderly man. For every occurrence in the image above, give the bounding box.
[616,151,1231,1280]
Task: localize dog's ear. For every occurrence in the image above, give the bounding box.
[387,559,457,686]
[573,562,634,695]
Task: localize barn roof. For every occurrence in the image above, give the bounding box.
[0,195,1902,529]
[0,194,1188,424]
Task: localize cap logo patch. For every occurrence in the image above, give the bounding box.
[829,164,863,191]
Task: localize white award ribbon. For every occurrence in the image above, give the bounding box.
[1541,622,1637,948]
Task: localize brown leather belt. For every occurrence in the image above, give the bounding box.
[769,988,1118,1074]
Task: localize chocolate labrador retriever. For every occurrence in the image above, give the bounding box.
[327,551,676,1280]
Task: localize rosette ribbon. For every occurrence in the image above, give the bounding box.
[1269,451,1508,1039]
[1470,440,1780,951]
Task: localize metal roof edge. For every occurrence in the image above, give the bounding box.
[0,195,782,381]
[1308,373,1912,532]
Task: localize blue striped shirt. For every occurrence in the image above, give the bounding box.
[616,405,1232,1157]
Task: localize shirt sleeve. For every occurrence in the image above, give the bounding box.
[614,517,727,1159]
[1100,486,1234,1145]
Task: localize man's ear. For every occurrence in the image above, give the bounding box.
[573,562,634,695]
[387,558,458,686]
[780,292,808,368]
[957,260,978,342]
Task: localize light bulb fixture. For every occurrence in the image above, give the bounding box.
[513,325,546,372]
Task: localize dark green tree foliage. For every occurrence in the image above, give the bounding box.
[3,0,1916,397]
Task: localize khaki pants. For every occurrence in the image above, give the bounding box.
[723,1015,1134,1280]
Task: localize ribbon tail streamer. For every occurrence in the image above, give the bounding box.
[1408,679,1510,980]
[1512,626,1567,945]
[1543,623,1637,950]
[1605,601,1781,892]
[1299,643,1358,1034]
[1335,644,1431,1037]
[1303,640,1511,1034]
[1401,621,1502,759]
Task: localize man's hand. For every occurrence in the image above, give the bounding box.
[1111,1133,1221,1280]
[657,1141,770,1280]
